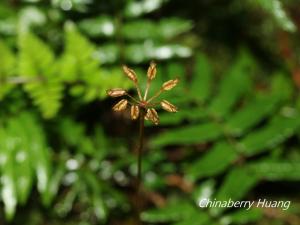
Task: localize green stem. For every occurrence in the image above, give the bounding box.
[135,83,143,101]
[143,80,151,100]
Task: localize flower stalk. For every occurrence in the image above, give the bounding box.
[106,62,179,221]
[137,108,145,192]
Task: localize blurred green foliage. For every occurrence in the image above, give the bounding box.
[0,0,300,225]
[143,51,300,225]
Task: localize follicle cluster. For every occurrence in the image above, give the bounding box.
[106,62,179,124]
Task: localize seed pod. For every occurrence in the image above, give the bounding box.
[112,99,128,112]
[131,105,139,120]
[122,65,137,82]
[147,61,157,80]
[161,100,178,112]
[145,108,159,125]
[162,78,179,91]
[106,88,127,97]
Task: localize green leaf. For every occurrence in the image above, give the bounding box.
[172,211,212,225]
[186,142,238,181]
[159,18,193,39]
[221,208,263,224]
[141,201,196,223]
[271,73,294,101]
[54,184,78,217]
[252,0,296,32]
[94,44,119,64]
[158,107,207,126]
[208,51,254,118]
[124,0,165,18]
[124,43,192,63]
[0,112,52,219]
[62,22,100,82]
[82,171,108,222]
[21,113,51,194]
[0,128,17,220]
[247,161,300,181]
[165,62,186,82]
[122,20,158,40]
[62,23,130,100]
[19,6,46,32]
[18,32,63,118]
[212,168,258,215]
[42,164,64,206]
[93,194,107,221]
[225,95,280,136]
[1,160,17,221]
[192,179,216,205]
[0,40,15,76]
[79,16,115,37]
[150,122,223,147]
[7,117,33,204]
[0,9,17,36]
[0,40,16,99]
[0,113,52,219]
[239,114,300,156]
[191,53,213,103]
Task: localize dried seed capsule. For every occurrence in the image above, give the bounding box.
[122,65,137,82]
[162,78,179,91]
[161,100,178,112]
[106,88,127,97]
[145,108,159,125]
[131,105,139,120]
[112,99,128,112]
[147,61,157,80]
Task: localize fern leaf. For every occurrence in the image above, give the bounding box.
[208,51,254,118]
[18,32,63,118]
[150,122,223,147]
[186,142,238,181]
[0,40,16,99]
[239,114,300,156]
[61,23,131,101]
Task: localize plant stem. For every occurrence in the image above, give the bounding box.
[135,83,143,101]
[135,107,145,225]
[137,108,145,191]
[143,80,151,100]
[126,93,140,104]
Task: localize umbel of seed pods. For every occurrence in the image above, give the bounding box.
[106,62,179,124]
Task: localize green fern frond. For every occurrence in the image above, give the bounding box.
[18,32,63,118]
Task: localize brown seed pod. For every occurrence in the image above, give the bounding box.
[162,78,179,91]
[112,99,128,112]
[131,105,140,120]
[122,65,137,82]
[106,88,127,97]
[161,100,178,112]
[147,61,157,80]
[145,108,159,125]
